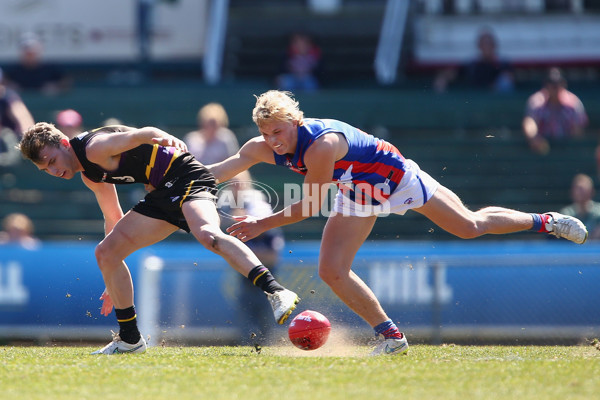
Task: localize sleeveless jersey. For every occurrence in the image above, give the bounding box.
[70,127,181,188]
[273,118,406,205]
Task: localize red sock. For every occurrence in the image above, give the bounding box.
[381,327,403,340]
[538,213,552,233]
[531,213,552,233]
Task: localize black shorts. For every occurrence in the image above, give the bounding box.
[132,154,217,232]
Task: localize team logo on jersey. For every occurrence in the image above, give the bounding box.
[338,164,354,187]
[284,159,307,174]
[163,177,179,188]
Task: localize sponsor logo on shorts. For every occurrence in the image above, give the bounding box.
[164,177,178,188]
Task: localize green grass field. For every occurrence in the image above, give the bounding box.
[2,344,599,400]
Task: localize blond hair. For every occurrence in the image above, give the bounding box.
[198,102,229,128]
[18,122,67,163]
[252,90,304,127]
[2,213,35,235]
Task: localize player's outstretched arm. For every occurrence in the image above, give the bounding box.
[81,175,125,317]
[206,137,273,183]
[227,135,336,241]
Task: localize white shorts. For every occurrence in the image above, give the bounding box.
[332,159,439,217]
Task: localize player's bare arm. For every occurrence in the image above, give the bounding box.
[227,133,342,241]
[207,137,274,183]
[280,133,341,220]
[81,174,124,316]
[81,174,124,235]
[85,126,188,170]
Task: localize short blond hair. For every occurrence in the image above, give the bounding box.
[2,213,34,235]
[198,102,229,128]
[252,90,304,127]
[19,122,67,163]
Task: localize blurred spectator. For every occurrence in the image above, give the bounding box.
[433,28,514,93]
[183,103,239,165]
[227,177,285,344]
[0,213,41,250]
[4,33,71,95]
[522,67,588,155]
[559,174,600,241]
[0,68,35,136]
[55,109,83,139]
[0,67,35,166]
[276,32,322,92]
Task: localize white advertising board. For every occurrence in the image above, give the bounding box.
[0,0,208,62]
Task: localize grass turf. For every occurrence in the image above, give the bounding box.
[1,344,599,400]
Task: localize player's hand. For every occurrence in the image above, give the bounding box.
[152,136,188,153]
[226,215,264,242]
[99,289,114,316]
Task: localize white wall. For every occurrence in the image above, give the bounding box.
[413,14,600,66]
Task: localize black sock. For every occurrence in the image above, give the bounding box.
[247,265,284,294]
[115,306,141,344]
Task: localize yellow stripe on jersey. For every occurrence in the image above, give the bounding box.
[145,144,159,180]
[180,179,195,207]
[164,149,180,177]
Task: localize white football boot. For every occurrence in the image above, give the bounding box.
[370,335,409,356]
[91,332,147,355]
[544,212,588,244]
[267,289,300,324]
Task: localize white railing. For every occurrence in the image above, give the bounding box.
[203,0,230,84]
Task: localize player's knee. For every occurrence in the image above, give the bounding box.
[318,265,342,286]
[94,241,119,272]
[195,226,221,250]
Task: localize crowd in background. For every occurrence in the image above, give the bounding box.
[1,14,599,244]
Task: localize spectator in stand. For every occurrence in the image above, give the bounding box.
[0,68,35,136]
[4,33,71,96]
[0,67,35,165]
[183,103,239,165]
[433,28,514,93]
[522,67,588,155]
[560,174,600,241]
[276,32,322,92]
[55,109,83,139]
[0,213,41,250]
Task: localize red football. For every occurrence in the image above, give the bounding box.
[288,310,331,350]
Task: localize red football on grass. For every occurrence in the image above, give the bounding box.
[288,310,331,350]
